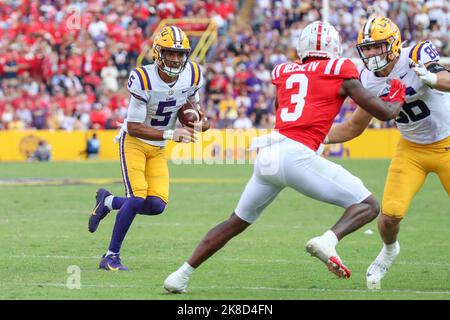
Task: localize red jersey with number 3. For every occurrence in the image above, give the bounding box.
[272,58,359,151]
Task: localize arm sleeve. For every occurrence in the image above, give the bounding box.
[126,95,147,123]
[187,90,200,104]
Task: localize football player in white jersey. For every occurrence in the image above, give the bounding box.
[325,16,450,289]
[88,26,209,271]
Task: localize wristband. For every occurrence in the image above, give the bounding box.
[163,130,174,141]
[426,72,438,86]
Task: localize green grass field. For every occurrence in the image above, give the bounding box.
[0,160,449,300]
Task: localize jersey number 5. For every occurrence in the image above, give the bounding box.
[280,74,309,122]
[151,100,176,126]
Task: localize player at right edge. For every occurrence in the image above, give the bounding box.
[325,16,450,289]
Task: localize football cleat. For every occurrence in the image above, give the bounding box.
[163,271,189,293]
[99,254,128,271]
[366,242,400,289]
[88,188,112,233]
[306,237,351,279]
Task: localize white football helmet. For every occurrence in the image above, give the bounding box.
[296,21,342,62]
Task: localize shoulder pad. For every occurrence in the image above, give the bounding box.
[409,40,440,64]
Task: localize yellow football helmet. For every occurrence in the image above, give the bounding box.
[152,26,191,77]
[356,16,401,72]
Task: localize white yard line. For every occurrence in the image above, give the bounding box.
[0,283,134,288]
[10,254,449,267]
[192,285,450,295]
[1,282,449,295]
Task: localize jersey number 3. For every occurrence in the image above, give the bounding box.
[280,74,309,122]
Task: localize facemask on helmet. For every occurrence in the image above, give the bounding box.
[356,16,402,72]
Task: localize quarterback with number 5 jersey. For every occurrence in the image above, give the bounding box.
[163,21,405,293]
[87,26,209,271]
[327,15,450,289]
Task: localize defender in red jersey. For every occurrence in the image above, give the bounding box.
[272,54,403,152]
[163,21,406,293]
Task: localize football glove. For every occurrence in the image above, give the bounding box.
[380,78,406,104]
[411,59,438,87]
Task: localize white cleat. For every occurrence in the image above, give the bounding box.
[366,242,400,290]
[306,236,351,279]
[163,271,189,294]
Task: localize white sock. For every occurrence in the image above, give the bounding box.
[383,241,399,255]
[106,250,118,257]
[322,230,339,247]
[178,262,194,277]
[104,195,114,211]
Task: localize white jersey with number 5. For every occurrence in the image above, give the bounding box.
[360,40,450,144]
[120,62,204,147]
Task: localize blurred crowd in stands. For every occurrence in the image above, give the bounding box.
[0,0,449,131]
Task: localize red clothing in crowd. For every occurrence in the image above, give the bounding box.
[92,49,111,73]
[67,54,84,77]
[83,73,102,88]
[90,108,107,129]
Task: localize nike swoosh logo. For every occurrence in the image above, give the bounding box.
[389,89,400,99]
[182,89,190,94]
[92,203,100,216]
[399,73,407,79]
[107,263,119,271]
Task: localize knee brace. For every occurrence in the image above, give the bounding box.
[139,196,167,215]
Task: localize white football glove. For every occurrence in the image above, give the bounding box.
[411,59,437,87]
[172,127,197,143]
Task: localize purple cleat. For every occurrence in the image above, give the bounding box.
[99,254,129,271]
[88,188,112,233]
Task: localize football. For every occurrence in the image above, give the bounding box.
[178,102,201,127]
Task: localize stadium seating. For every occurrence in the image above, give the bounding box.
[0,0,448,130]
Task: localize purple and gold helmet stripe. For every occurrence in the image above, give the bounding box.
[362,16,376,39]
[172,26,182,44]
[170,26,179,44]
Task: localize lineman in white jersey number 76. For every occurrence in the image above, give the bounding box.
[325,16,450,289]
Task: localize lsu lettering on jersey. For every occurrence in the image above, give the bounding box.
[360,40,450,144]
[121,61,204,147]
[272,58,359,151]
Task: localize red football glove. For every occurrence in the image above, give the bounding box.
[380,79,406,104]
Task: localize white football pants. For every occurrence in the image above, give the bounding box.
[235,132,372,223]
